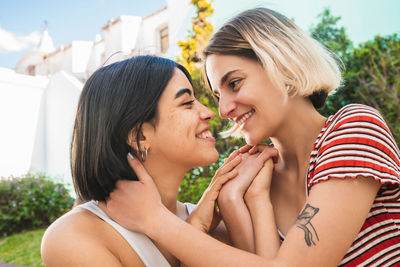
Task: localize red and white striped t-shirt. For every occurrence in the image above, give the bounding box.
[307,104,400,266]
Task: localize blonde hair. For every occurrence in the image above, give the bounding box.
[203,8,342,106]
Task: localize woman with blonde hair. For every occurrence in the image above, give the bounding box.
[101,8,400,266]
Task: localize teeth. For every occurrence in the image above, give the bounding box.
[236,110,254,125]
[196,130,212,139]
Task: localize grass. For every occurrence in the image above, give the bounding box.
[0,228,45,267]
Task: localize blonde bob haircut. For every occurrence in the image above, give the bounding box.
[203,8,343,109]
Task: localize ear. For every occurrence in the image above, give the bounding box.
[127,122,154,152]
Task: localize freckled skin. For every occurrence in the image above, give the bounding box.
[144,68,219,169]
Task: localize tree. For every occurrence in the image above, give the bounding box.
[346,34,400,144]
[310,8,353,60]
[309,8,353,116]
[310,8,400,145]
[177,0,214,74]
[177,0,244,203]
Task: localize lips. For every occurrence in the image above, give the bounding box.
[234,109,255,126]
[196,130,213,139]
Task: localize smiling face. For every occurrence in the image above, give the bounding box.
[143,68,219,169]
[206,54,289,145]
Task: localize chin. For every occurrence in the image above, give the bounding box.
[244,134,257,146]
[203,149,219,165]
[244,133,264,146]
[209,149,220,163]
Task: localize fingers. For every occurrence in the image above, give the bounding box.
[212,169,238,188]
[224,149,240,164]
[263,158,274,167]
[248,143,273,154]
[215,155,241,177]
[239,144,252,153]
[256,147,279,164]
[127,153,152,184]
[206,169,238,199]
[249,145,259,154]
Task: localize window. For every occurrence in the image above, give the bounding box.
[160,27,169,54]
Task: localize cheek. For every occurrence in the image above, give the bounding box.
[162,113,194,144]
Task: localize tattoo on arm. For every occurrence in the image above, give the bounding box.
[296,204,319,247]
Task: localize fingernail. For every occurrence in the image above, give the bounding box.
[128,152,134,159]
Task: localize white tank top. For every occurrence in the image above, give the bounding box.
[76,200,196,267]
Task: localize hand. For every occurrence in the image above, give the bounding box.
[247,143,279,163]
[99,154,166,235]
[245,158,274,203]
[187,150,242,233]
[218,146,279,201]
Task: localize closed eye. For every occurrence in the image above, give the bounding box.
[182,100,195,106]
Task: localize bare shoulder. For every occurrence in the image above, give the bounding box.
[41,207,144,267]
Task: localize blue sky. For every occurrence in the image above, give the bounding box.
[0,0,399,69]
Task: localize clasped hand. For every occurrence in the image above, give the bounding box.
[99,145,278,235]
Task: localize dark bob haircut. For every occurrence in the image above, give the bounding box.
[71,55,192,202]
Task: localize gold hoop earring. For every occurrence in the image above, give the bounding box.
[140,148,148,162]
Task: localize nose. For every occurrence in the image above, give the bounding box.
[199,102,215,121]
[218,94,236,119]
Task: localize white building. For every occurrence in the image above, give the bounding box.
[0,0,193,191]
[15,0,192,81]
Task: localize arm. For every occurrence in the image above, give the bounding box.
[185,150,242,233]
[100,156,382,267]
[275,176,381,266]
[244,159,280,258]
[218,146,279,252]
[218,187,255,251]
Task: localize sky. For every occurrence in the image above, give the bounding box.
[0,0,399,69]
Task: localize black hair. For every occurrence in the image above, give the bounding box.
[307,90,328,109]
[71,55,192,201]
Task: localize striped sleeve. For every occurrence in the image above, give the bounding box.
[309,104,400,187]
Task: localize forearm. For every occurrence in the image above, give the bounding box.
[218,190,255,252]
[246,196,280,258]
[147,206,271,267]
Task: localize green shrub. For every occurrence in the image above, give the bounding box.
[0,173,74,236]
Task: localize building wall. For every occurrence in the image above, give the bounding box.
[4,0,193,190]
[0,67,82,194]
[0,68,48,177]
[15,0,192,81]
[138,8,168,55]
[35,71,82,188]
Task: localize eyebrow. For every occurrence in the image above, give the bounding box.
[174,88,192,99]
[219,69,240,88]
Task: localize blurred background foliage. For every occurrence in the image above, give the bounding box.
[0,173,74,236]
[312,8,399,144]
[178,3,400,203]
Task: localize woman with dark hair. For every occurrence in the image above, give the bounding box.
[41,55,275,266]
[100,8,400,266]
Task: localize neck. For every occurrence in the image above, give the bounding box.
[142,156,188,215]
[270,96,327,176]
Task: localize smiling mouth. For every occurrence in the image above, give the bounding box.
[234,109,255,126]
[196,130,214,139]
